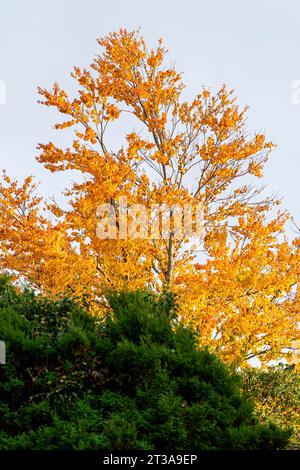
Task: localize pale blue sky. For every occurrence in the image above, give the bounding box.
[0,0,299,224]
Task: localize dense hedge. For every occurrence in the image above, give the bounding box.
[0,277,290,449]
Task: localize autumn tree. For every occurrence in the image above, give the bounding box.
[0,29,299,367]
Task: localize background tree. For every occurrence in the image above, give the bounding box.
[241,365,300,449]
[0,29,299,367]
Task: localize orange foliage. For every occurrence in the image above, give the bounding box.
[0,29,299,367]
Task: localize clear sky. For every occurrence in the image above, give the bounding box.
[0,0,299,225]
